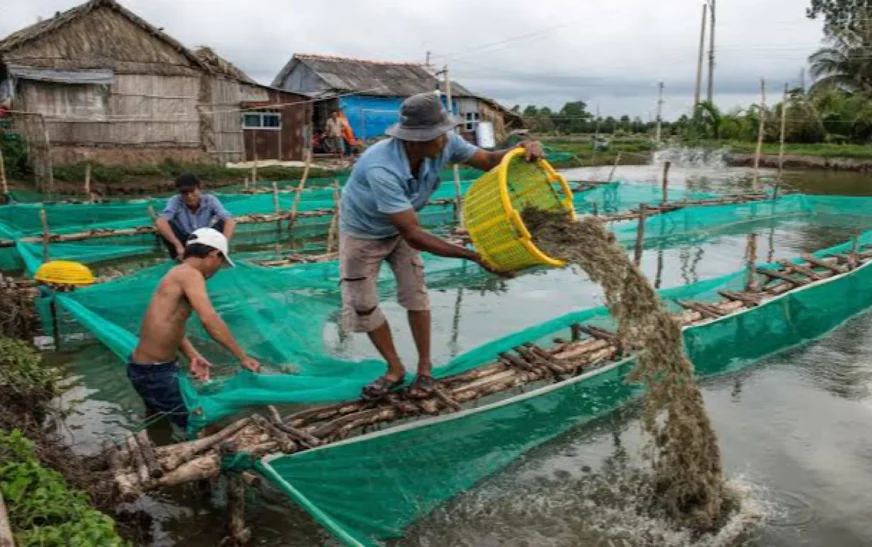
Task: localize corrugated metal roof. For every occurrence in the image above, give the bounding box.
[292,54,439,97]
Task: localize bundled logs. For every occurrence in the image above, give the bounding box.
[108,243,872,502]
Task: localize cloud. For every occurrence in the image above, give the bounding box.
[1,0,823,120]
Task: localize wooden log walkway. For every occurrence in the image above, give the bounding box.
[107,242,871,501]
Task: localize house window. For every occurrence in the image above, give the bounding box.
[242,110,281,130]
[464,112,480,132]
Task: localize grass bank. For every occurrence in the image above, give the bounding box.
[694,140,872,159]
[0,337,132,546]
[538,136,657,169]
[9,160,341,199]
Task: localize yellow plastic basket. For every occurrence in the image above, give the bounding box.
[462,148,576,271]
[34,260,96,286]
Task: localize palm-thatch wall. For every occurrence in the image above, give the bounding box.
[0,0,256,189]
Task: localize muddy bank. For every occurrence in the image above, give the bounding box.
[728,153,872,171]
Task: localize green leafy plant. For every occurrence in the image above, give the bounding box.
[0,430,127,546]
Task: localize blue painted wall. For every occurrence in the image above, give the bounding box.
[339,95,457,140]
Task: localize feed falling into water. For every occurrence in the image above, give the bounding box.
[521,207,737,532]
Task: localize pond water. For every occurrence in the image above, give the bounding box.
[50,163,872,546]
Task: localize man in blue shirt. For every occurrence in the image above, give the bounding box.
[156,174,236,260]
[339,92,544,401]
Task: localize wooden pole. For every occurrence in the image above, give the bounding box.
[694,3,708,110]
[0,491,13,547]
[39,209,50,262]
[661,161,671,205]
[226,473,251,545]
[775,82,788,200]
[288,150,312,230]
[443,65,463,223]
[84,162,92,202]
[243,175,249,191]
[753,78,766,190]
[745,232,758,291]
[707,0,716,103]
[327,180,340,254]
[633,203,648,267]
[0,147,7,198]
[607,152,622,182]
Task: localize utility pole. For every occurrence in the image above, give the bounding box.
[655,81,664,143]
[442,65,463,221]
[706,0,716,103]
[694,3,708,110]
[425,50,431,70]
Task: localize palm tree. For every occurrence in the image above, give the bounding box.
[808,22,872,95]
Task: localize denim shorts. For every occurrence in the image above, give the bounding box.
[126,360,188,427]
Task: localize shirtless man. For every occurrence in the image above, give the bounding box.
[127,228,260,428]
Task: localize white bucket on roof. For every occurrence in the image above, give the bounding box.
[475,121,495,149]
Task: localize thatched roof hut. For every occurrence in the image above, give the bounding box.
[0,0,208,76]
[0,0,310,188]
[194,46,257,85]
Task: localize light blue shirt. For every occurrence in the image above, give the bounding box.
[161,193,232,234]
[339,134,478,239]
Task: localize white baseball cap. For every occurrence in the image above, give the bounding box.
[186,228,235,267]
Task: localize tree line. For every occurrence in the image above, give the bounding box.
[510,101,664,136]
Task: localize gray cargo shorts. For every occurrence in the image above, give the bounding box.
[339,232,430,333]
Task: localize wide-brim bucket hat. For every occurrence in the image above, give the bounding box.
[386,92,462,142]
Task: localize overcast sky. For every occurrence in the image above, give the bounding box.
[2,0,824,120]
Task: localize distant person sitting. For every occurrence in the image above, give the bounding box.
[156,174,236,260]
[324,109,346,158]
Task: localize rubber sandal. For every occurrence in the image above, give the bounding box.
[361,375,404,401]
[405,375,437,400]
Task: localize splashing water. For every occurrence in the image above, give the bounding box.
[400,448,767,547]
[652,147,729,169]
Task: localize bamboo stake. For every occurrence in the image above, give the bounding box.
[775,83,788,200]
[243,175,249,191]
[327,181,340,253]
[41,115,55,199]
[288,150,312,230]
[661,160,671,205]
[0,491,13,547]
[84,162,92,202]
[39,209,49,262]
[745,232,758,291]
[0,147,7,198]
[607,152,622,182]
[251,156,258,186]
[753,79,766,190]
[272,181,281,233]
[633,203,648,267]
